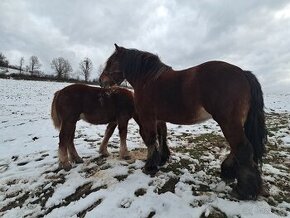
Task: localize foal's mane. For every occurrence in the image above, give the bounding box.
[121,48,172,83]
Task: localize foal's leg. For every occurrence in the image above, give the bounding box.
[118,119,130,159]
[99,122,117,157]
[219,122,262,200]
[157,121,170,166]
[139,121,160,175]
[58,121,75,171]
[67,122,83,164]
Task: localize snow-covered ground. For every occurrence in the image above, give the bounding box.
[0,78,289,217]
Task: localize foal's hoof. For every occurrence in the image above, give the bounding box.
[120,152,131,160]
[99,150,110,158]
[122,155,131,160]
[60,162,72,171]
[142,166,159,176]
[74,157,84,164]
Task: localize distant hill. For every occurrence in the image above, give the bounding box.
[0,66,100,85]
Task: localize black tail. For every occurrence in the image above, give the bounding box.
[244,71,267,166]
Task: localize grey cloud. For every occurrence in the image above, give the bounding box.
[0,0,290,92]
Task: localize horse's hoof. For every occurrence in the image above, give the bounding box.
[230,187,240,199]
[220,168,236,181]
[221,178,235,184]
[235,165,262,200]
[159,155,169,166]
[142,166,159,176]
[220,170,236,182]
[260,185,270,197]
[232,186,257,200]
[221,157,237,180]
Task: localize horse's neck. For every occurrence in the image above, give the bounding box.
[125,66,173,90]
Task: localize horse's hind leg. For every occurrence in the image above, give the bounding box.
[219,121,262,200]
[58,121,75,171]
[99,122,117,157]
[118,118,130,159]
[67,121,83,164]
[157,121,170,166]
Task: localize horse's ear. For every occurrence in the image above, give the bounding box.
[114,43,124,54]
[114,43,120,51]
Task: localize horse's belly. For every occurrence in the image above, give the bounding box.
[190,107,212,124]
[79,113,114,124]
[159,107,212,125]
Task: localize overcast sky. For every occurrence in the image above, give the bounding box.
[1,0,290,93]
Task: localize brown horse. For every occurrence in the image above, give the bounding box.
[51,83,168,171]
[51,84,136,171]
[99,44,267,200]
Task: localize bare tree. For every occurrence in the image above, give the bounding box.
[51,57,72,79]
[29,56,41,75]
[0,53,9,67]
[79,57,93,82]
[19,57,24,74]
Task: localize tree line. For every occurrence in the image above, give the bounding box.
[0,52,102,82]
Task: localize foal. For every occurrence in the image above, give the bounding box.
[51,84,136,171]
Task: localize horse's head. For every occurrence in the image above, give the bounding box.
[99,44,125,87]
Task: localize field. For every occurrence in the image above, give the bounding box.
[0,79,289,218]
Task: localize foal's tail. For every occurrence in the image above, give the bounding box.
[244,71,267,165]
[51,90,62,130]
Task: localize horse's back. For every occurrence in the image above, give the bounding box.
[55,84,135,124]
[150,61,252,124]
[54,84,100,122]
[196,61,251,100]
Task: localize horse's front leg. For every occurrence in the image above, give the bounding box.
[157,121,170,166]
[118,118,130,159]
[99,122,117,157]
[139,121,160,176]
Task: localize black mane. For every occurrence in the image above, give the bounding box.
[121,48,171,83]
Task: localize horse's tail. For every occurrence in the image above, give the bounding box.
[51,90,62,130]
[244,71,267,166]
